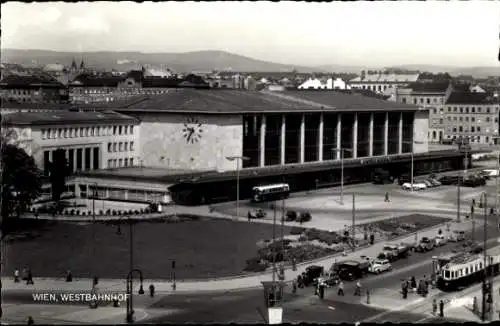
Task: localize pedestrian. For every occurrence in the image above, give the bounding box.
[338,281,344,296]
[22,267,28,281]
[354,280,361,296]
[14,268,20,283]
[297,275,303,288]
[27,269,34,285]
[27,316,34,325]
[385,192,390,202]
[439,299,444,317]
[149,284,155,297]
[292,280,297,294]
[432,299,437,315]
[410,276,417,292]
[66,270,73,282]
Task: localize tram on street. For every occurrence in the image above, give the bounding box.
[251,183,290,202]
[436,245,500,291]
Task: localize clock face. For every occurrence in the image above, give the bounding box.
[182,116,203,144]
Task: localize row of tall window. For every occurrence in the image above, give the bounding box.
[447,106,499,113]
[451,126,486,133]
[107,158,134,168]
[447,116,498,123]
[41,125,135,140]
[107,141,135,153]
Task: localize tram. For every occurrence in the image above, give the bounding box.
[436,246,500,291]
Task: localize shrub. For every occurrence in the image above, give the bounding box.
[290,226,306,235]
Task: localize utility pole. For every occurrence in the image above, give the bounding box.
[481,192,488,322]
[352,193,356,251]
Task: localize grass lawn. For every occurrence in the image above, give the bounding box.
[3,218,292,280]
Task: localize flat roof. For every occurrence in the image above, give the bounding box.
[113,88,419,115]
[77,149,465,186]
[1,110,140,126]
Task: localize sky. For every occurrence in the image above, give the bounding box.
[2,1,500,67]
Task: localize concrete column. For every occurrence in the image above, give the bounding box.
[336,114,342,160]
[259,114,266,167]
[73,149,77,173]
[49,150,53,163]
[384,112,389,156]
[81,148,86,171]
[280,114,286,165]
[352,113,358,158]
[398,112,403,154]
[89,147,94,170]
[369,112,374,156]
[65,149,69,161]
[318,113,324,161]
[299,114,305,163]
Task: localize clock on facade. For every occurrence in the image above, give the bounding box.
[182,116,203,143]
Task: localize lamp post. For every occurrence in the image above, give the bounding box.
[479,192,488,322]
[226,156,250,219]
[331,148,353,205]
[401,140,424,192]
[126,268,145,323]
[457,138,470,223]
[91,182,98,305]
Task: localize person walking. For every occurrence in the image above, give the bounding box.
[384,192,390,202]
[354,280,362,296]
[14,269,20,283]
[27,269,34,285]
[338,281,344,296]
[439,300,444,317]
[66,270,73,282]
[410,276,417,292]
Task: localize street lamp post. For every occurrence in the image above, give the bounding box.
[331,148,353,205]
[91,182,98,307]
[457,138,470,223]
[480,192,489,322]
[226,156,250,219]
[126,268,145,323]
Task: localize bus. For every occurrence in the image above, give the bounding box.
[251,183,290,202]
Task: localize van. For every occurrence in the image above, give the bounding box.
[448,230,465,242]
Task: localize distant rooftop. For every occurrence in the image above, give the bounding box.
[2,110,139,126]
[404,82,451,93]
[350,73,420,83]
[446,91,498,105]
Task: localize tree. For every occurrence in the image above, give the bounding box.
[1,144,42,221]
[48,148,70,202]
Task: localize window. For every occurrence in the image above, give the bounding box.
[466,117,469,122]
[439,119,443,124]
[453,117,457,121]
[453,127,457,133]
[427,98,431,104]
[472,107,475,113]
[108,159,112,168]
[58,128,62,138]
[487,107,491,113]
[486,117,491,122]
[124,142,128,151]
[130,141,135,151]
[466,107,469,113]
[477,126,481,132]
[448,107,451,112]
[413,98,417,104]
[444,270,450,279]
[41,129,47,139]
[130,158,134,165]
[113,143,117,152]
[465,267,469,274]
[420,98,424,104]
[85,127,90,137]
[454,107,457,112]
[118,159,123,167]
[433,98,437,103]
[119,126,123,135]
[460,107,463,113]
[108,143,112,153]
[130,125,134,134]
[119,142,123,152]
[447,116,451,121]
[471,126,475,132]
[459,117,463,122]
[124,158,128,167]
[402,98,407,104]
[478,107,482,113]
[459,126,463,132]
[472,117,475,122]
[113,126,117,135]
[433,108,437,114]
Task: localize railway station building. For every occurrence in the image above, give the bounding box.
[70,88,468,205]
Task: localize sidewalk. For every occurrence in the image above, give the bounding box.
[2,218,476,295]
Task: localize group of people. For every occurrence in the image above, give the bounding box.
[14,267,34,285]
[401,275,430,299]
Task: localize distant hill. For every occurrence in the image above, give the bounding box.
[386,64,500,78]
[1,49,326,74]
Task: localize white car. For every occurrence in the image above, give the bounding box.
[448,230,465,242]
[434,234,448,246]
[368,259,392,274]
[401,182,427,191]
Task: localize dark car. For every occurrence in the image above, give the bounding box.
[438,175,460,185]
[286,210,298,221]
[298,212,312,223]
[304,265,324,286]
[332,260,369,281]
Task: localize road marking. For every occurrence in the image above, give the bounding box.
[362,297,425,322]
[328,306,335,310]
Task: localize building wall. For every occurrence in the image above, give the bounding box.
[10,122,140,173]
[413,110,429,153]
[444,104,500,144]
[138,113,243,171]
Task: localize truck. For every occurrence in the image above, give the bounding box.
[416,237,435,252]
[380,243,411,261]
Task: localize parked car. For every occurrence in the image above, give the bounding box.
[448,230,466,242]
[248,209,266,219]
[438,175,460,185]
[304,265,324,286]
[401,182,413,191]
[428,178,442,187]
[434,234,448,247]
[368,259,392,274]
[285,210,298,221]
[416,237,435,252]
[298,211,312,223]
[422,180,434,188]
[413,182,427,191]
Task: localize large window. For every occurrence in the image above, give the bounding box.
[372,113,386,156]
[304,114,320,162]
[322,113,338,160]
[387,112,400,155]
[264,114,281,166]
[284,114,301,164]
[340,113,354,159]
[242,114,261,168]
[93,147,99,170]
[356,113,370,158]
[402,112,414,153]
